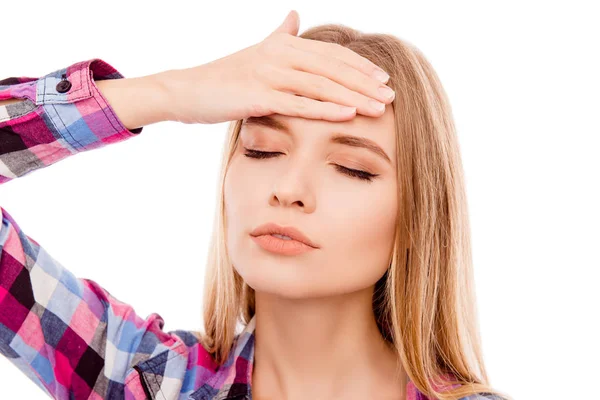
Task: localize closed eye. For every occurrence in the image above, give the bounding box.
[242,148,379,183]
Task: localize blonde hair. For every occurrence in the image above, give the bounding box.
[197,24,511,400]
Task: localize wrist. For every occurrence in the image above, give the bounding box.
[149,69,179,123]
[95,72,171,130]
[152,67,190,123]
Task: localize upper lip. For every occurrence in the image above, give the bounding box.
[250,223,319,248]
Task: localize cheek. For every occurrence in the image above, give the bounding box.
[224,156,261,223]
[223,157,286,294]
[322,183,397,278]
[328,182,396,239]
[223,157,265,262]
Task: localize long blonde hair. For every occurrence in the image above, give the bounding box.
[197,24,511,400]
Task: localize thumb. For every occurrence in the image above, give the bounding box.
[272,10,300,36]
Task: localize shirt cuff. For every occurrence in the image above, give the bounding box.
[35,58,143,153]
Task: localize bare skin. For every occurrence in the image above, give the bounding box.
[225,105,405,399]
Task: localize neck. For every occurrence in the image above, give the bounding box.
[251,284,407,400]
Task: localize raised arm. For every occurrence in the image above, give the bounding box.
[0,58,172,184]
[0,59,197,399]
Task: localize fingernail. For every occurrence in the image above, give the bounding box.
[340,105,357,114]
[379,85,395,100]
[372,69,390,83]
[369,99,385,112]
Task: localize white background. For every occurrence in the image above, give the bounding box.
[1,1,598,399]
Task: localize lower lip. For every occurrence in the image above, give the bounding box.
[251,234,317,255]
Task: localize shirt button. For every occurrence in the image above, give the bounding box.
[56,80,72,93]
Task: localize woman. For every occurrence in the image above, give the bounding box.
[0,10,510,400]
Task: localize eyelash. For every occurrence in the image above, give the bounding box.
[243,148,379,182]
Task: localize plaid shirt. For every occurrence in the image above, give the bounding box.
[0,59,504,400]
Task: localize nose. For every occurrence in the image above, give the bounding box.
[268,162,316,213]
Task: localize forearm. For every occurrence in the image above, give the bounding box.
[95,71,172,130]
[0,58,150,184]
[1,70,172,130]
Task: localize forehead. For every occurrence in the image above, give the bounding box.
[241,105,396,164]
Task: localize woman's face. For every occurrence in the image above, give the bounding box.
[224,106,398,299]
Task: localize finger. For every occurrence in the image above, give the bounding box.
[272,68,388,117]
[286,35,390,83]
[271,10,299,36]
[283,44,395,107]
[269,91,357,121]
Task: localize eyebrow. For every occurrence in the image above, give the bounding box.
[242,115,392,165]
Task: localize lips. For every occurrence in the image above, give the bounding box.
[250,222,319,249]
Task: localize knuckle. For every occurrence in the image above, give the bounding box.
[294,95,310,112]
[253,63,278,84]
[331,42,345,52]
[271,31,290,44]
[249,96,271,116]
[332,43,350,59]
[362,71,375,88]
[267,31,284,41]
[261,37,286,58]
[259,40,277,57]
[311,75,328,93]
[250,103,267,117]
[331,56,346,72]
[253,62,269,79]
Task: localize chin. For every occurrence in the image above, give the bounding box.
[237,269,329,300]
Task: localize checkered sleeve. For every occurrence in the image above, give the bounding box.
[0,62,185,399]
[0,58,143,184]
[0,206,185,399]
